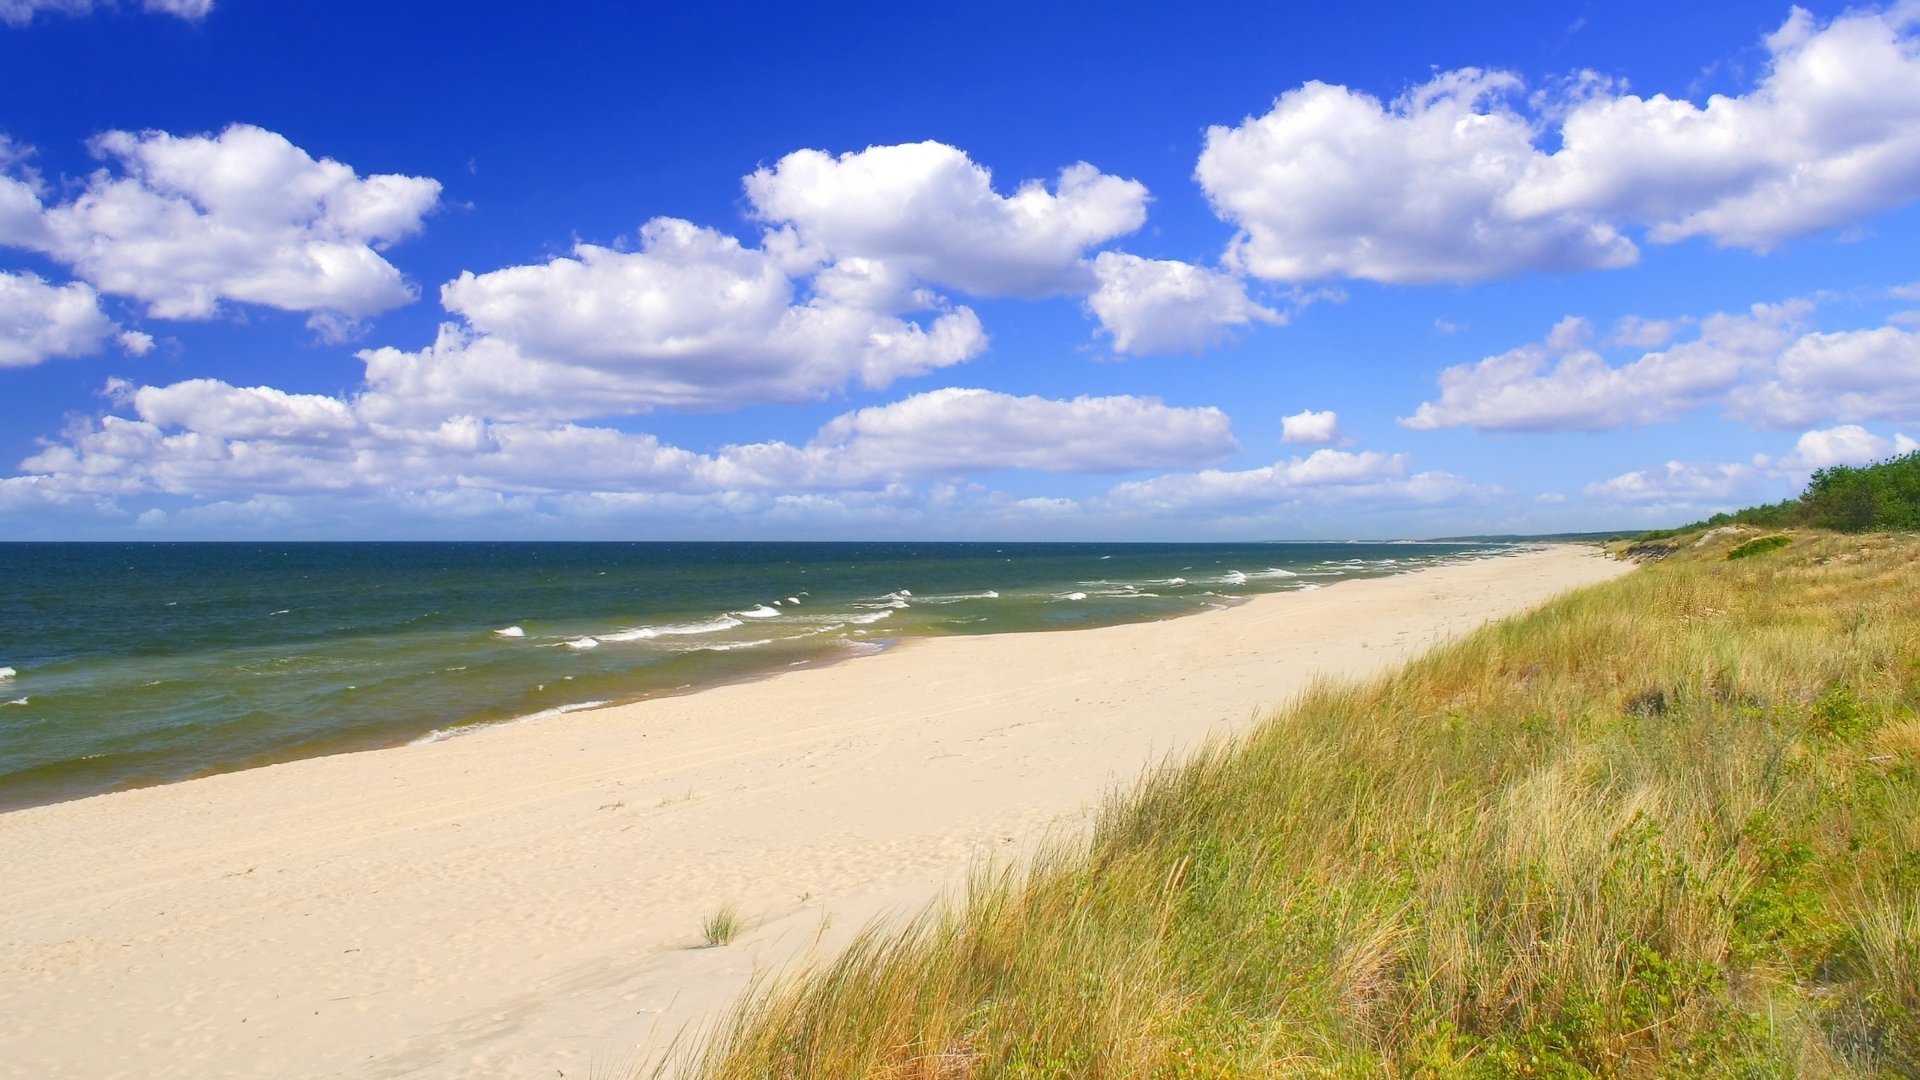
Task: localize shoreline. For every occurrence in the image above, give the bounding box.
[0,544,1509,815]
[0,544,1630,1078]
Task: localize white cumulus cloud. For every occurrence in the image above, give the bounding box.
[1085,251,1281,354]
[1779,424,1919,469]
[0,124,439,326]
[745,141,1148,297]
[1583,460,1761,505]
[784,388,1236,479]
[1107,449,1481,513]
[1198,6,1920,284]
[1197,70,1638,284]
[1402,303,1812,432]
[1279,408,1344,445]
[0,271,126,366]
[10,380,1237,509]
[1729,324,1920,428]
[357,217,987,422]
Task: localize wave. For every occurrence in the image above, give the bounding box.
[0,666,13,681]
[1250,567,1299,579]
[1060,591,1088,601]
[1161,577,1188,587]
[411,699,612,745]
[564,637,600,650]
[492,625,526,638]
[734,605,782,619]
[602,615,744,642]
[1219,570,1249,585]
[703,639,774,652]
[917,590,1000,604]
[3,697,25,707]
[847,609,895,625]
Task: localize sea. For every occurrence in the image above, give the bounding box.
[0,540,1518,811]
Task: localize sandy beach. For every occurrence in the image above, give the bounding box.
[0,546,1630,1079]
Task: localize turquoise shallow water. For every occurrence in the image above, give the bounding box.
[0,540,1512,810]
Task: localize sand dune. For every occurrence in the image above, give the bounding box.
[0,546,1629,1079]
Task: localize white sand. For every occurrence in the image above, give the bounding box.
[0,546,1630,1079]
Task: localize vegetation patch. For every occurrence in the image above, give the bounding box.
[669,533,1920,1079]
[1646,450,1920,537]
[700,904,743,948]
[1727,534,1791,560]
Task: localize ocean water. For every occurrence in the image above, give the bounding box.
[0,541,1512,810]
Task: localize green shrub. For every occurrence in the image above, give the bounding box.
[1727,534,1791,560]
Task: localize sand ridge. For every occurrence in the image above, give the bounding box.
[0,545,1631,1078]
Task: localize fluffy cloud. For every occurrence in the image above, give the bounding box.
[1198,71,1637,284]
[1107,448,1480,513]
[1279,408,1343,445]
[1582,460,1761,505]
[1518,7,1920,250]
[1402,303,1812,432]
[766,388,1236,480]
[1198,6,1920,284]
[1778,424,1919,469]
[745,141,1148,297]
[0,271,125,366]
[357,218,987,422]
[0,0,208,24]
[0,125,439,327]
[13,379,1232,508]
[1085,252,1281,354]
[1729,325,1920,427]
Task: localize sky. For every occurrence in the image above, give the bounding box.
[2,1,1919,540]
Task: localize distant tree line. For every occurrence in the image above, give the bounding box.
[1641,450,1920,539]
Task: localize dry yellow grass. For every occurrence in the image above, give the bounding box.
[665,532,1920,1078]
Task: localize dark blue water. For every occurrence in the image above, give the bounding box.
[0,541,1512,810]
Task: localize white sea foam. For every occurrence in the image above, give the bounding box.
[919,590,1000,604]
[1252,567,1299,579]
[493,625,526,638]
[0,666,14,681]
[411,699,612,745]
[3,697,25,707]
[1061,591,1088,601]
[846,609,894,625]
[786,596,801,604]
[1162,577,1188,587]
[1220,570,1249,585]
[704,639,774,652]
[564,637,600,650]
[269,609,290,616]
[601,615,745,642]
[735,605,782,619]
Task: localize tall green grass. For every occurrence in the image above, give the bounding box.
[673,533,1920,1078]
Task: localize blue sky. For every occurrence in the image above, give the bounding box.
[3,0,1919,540]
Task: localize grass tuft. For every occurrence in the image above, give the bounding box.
[701,904,743,948]
[668,533,1920,1078]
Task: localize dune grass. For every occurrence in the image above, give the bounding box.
[703,904,744,948]
[673,532,1920,1078]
